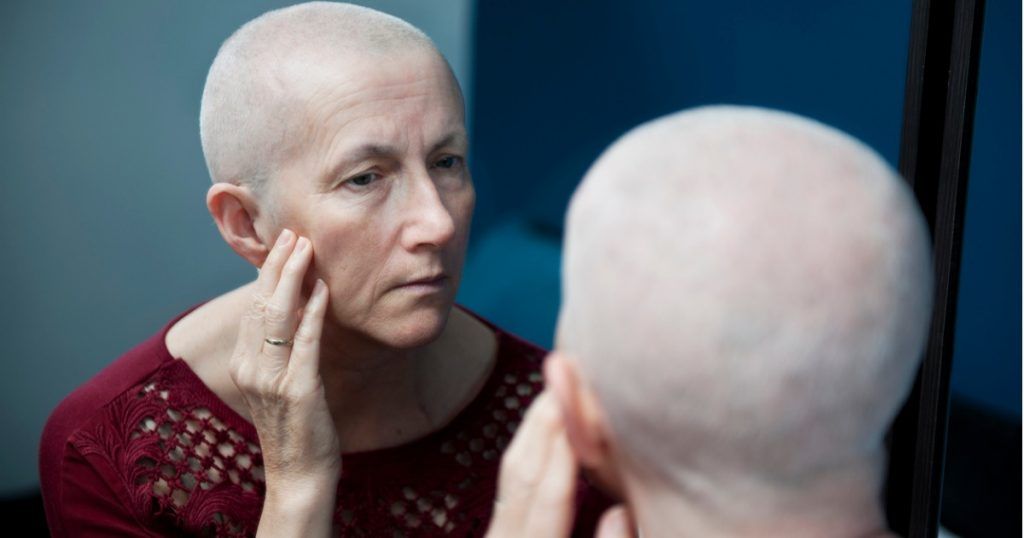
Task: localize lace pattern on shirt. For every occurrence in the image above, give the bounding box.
[75,376,264,536]
[72,349,544,536]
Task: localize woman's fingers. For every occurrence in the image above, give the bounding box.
[256,229,296,298]
[288,278,328,388]
[595,505,634,538]
[237,229,296,357]
[498,392,562,502]
[524,426,578,537]
[261,236,313,360]
[489,391,578,537]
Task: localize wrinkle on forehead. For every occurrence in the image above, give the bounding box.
[290,59,463,181]
[199,2,461,194]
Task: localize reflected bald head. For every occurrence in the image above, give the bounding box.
[200,1,446,194]
[560,106,933,488]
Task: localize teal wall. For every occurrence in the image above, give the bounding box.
[0,0,473,495]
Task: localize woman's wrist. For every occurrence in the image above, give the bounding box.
[258,477,339,538]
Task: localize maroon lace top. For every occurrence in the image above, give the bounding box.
[40,306,610,537]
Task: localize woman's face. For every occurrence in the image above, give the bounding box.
[267,49,474,349]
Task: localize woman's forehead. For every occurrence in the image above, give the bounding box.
[293,53,462,133]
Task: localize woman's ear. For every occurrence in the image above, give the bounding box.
[544,352,627,498]
[544,352,612,471]
[207,182,271,268]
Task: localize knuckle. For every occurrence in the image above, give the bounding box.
[293,324,318,346]
[278,382,310,407]
[248,376,281,399]
[245,294,269,319]
[281,387,304,406]
[283,255,304,274]
[263,304,290,324]
[228,359,251,387]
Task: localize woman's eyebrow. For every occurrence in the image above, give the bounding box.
[322,132,468,185]
[345,143,399,162]
[428,131,468,154]
[320,143,398,186]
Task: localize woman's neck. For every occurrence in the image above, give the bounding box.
[316,307,497,453]
[169,282,497,454]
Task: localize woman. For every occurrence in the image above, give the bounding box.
[39,3,608,536]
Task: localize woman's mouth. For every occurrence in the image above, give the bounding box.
[396,274,449,293]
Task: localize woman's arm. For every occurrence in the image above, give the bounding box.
[47,443,161,538]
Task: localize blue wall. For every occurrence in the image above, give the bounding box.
[463,0,912,339]
[949,0,1022,418]
[461,0,1021,420]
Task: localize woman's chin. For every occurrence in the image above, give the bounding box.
[384,323,446,349]
[367,305,453,349]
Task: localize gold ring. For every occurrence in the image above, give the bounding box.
[264,337,294,347]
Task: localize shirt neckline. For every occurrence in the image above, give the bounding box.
[151,302,525,468]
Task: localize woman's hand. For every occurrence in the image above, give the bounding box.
[486,391,635,538]
[229,229,340,537]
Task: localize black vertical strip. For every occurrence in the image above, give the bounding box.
[887,0,986,536]
[911,0,986,534]
[887,0,950,533]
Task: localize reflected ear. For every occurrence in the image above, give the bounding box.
[545,352,627,498]
[543,352,612,470]
[207,183,270,268]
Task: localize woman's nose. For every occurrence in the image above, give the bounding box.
[400,171,457,251]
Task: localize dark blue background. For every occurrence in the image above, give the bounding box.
[458,0,1021,419]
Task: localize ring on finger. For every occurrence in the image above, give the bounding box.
[264,336,294,347]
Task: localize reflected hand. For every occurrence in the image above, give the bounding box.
[486,391,635,538]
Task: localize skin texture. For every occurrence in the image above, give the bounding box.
[265,51,474,350]
[488,106,930,537]
[231,232,339,537]
[167,3,497,537]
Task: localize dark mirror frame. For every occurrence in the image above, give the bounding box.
[885,0,986,535]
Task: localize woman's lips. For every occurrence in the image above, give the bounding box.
[395,274,449,293]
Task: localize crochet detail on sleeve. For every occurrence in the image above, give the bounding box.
[75,373,265,537]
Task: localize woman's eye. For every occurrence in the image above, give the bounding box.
[434,156,461,169]
[347,173,377,187]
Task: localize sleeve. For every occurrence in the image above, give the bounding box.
[43,442,159,538]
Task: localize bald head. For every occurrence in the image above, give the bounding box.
[200,1,451,193]
[560,106,933,488]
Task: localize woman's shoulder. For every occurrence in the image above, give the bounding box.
[39,301,221,477]
[41,321,179,450]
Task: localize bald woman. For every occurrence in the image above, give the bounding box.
[488,106,934,538]
[39,3,608,536]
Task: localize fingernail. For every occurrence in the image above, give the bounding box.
[295,236,309,252]
[313,279,328,300]
[597,506,630,538]
[276,229,293,246]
